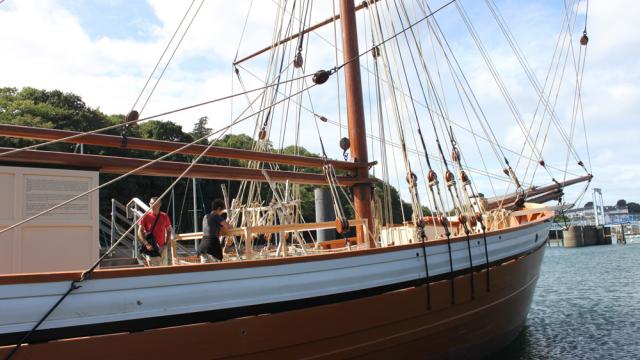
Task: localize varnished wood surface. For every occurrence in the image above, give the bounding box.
[0,124,372,171]
[0,147,373,186]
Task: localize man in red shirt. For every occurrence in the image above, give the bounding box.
[138,197,173,266]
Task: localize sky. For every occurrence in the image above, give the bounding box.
[0,0,638,207]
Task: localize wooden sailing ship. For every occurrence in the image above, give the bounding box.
[0,0,592,358]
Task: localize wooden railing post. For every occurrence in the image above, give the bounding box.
[244,227,253,260]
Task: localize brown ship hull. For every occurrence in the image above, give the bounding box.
[1,241,544,359]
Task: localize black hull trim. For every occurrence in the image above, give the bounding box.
[1,242,546,346]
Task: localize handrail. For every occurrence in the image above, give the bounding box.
[113,212,131,224]
[102,215,136,244]
[107,197,149,258]
[99,214,112,225]
[98,215,112,248]
[111,200,127,212]
[176,219,365,240]
[126,197,150,219]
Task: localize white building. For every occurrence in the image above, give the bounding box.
[564,205,639,225]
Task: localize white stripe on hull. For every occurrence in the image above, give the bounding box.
[0,221,550,335]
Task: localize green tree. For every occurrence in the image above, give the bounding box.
[139,120,192,143]
[214,133,257,150]
[12,87,114,131]
[553,215,569,224]
[191,116,211,144]
[0,87,119,152]
[627,202,640,214]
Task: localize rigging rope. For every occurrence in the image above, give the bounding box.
[455,2,549,193]
[391,0,479,228]
[398,0,486,212]
[233,0,256,63]
[367,6,432,304]
[338,0,457,73]
[243,0,578,181]
[372,51,393,225]
[481,0,588,173]
[369,0,457,304]
[139,0,206,114]
[506,0,580,189]
[416,1,510,178]
[238,62,567,188]
[130,0,197,115]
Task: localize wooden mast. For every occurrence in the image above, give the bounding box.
[339,0,374,247]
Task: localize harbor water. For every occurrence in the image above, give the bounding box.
[493,243,640,359]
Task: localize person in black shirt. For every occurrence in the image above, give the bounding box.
[199,199,230,263]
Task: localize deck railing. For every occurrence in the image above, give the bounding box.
[174,218,368,261]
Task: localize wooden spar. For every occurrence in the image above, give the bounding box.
[526,190,565,205]
[0,147,373,186]
[499,190,564,211]
[485,174,592,210]
[0,124,375,172]
[340,0,374,247]
[233,0,378,66]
